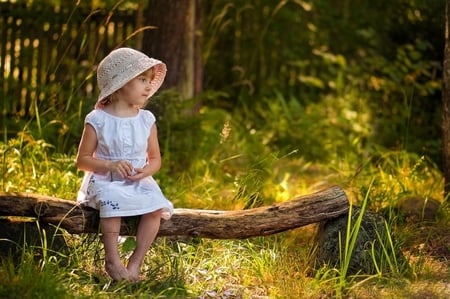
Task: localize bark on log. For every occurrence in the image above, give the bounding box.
[0,185,349,239]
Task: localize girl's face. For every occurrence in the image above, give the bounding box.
[116,68,156,107]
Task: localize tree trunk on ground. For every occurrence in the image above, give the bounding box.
[443,0,450,202]
[143,0,203,102]
[0,185,349,238]
[313,206,409,275]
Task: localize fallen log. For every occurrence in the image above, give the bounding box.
[0,185,349,239]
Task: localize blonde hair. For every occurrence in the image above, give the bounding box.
[143,67,156,80]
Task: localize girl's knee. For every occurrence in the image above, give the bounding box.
[143,209,162,220]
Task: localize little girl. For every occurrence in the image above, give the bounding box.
[76,47,173,282]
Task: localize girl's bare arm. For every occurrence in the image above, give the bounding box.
[128,124,161,180]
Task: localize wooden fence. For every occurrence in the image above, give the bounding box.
[0,2,140,121]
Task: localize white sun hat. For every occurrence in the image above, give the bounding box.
[96,47,167,108]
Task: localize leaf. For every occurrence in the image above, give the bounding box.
[121,237,137,253]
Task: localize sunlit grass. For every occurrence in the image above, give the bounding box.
[0,134,78,199]
[1,128,448,298]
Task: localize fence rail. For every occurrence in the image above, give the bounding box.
[0,2,139,121]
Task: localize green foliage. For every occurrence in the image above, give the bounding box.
[1,0,444,164]
[0,132,79,198]
[0,257,69,299]
[1,0,449,297]
[0,235,71,299]
[352,151,443,212]
[203,0,443,165]
[0,128,448,298]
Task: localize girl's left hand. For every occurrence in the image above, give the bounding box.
[127,167,146,181]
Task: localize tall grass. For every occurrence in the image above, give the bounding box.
[0,221,72,299]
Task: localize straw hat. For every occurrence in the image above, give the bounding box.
[96,47,166,108]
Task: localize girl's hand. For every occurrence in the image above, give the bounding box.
[109,160,134,179]
[127,167,147,181]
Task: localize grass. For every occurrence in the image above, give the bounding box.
[0,124,449,298]
[1,86,448,298]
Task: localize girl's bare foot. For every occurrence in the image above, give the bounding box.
[126,263,141,282]
[105,261,131,281]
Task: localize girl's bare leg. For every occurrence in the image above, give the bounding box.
[100,217,131,281]
[127,210,162,280]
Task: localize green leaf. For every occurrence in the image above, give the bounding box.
[122,237,137,253]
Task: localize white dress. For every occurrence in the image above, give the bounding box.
[77,109,173,219]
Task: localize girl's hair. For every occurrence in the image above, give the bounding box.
[98,95,114,107]
[144,67,156,80]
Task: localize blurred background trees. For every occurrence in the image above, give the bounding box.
[0,0,444,170]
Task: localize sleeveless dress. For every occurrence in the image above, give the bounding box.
[77,109,173,219]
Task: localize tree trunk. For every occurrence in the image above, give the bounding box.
[143,0,203,101]
[444,0,450,202]
[0,185,349,239]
